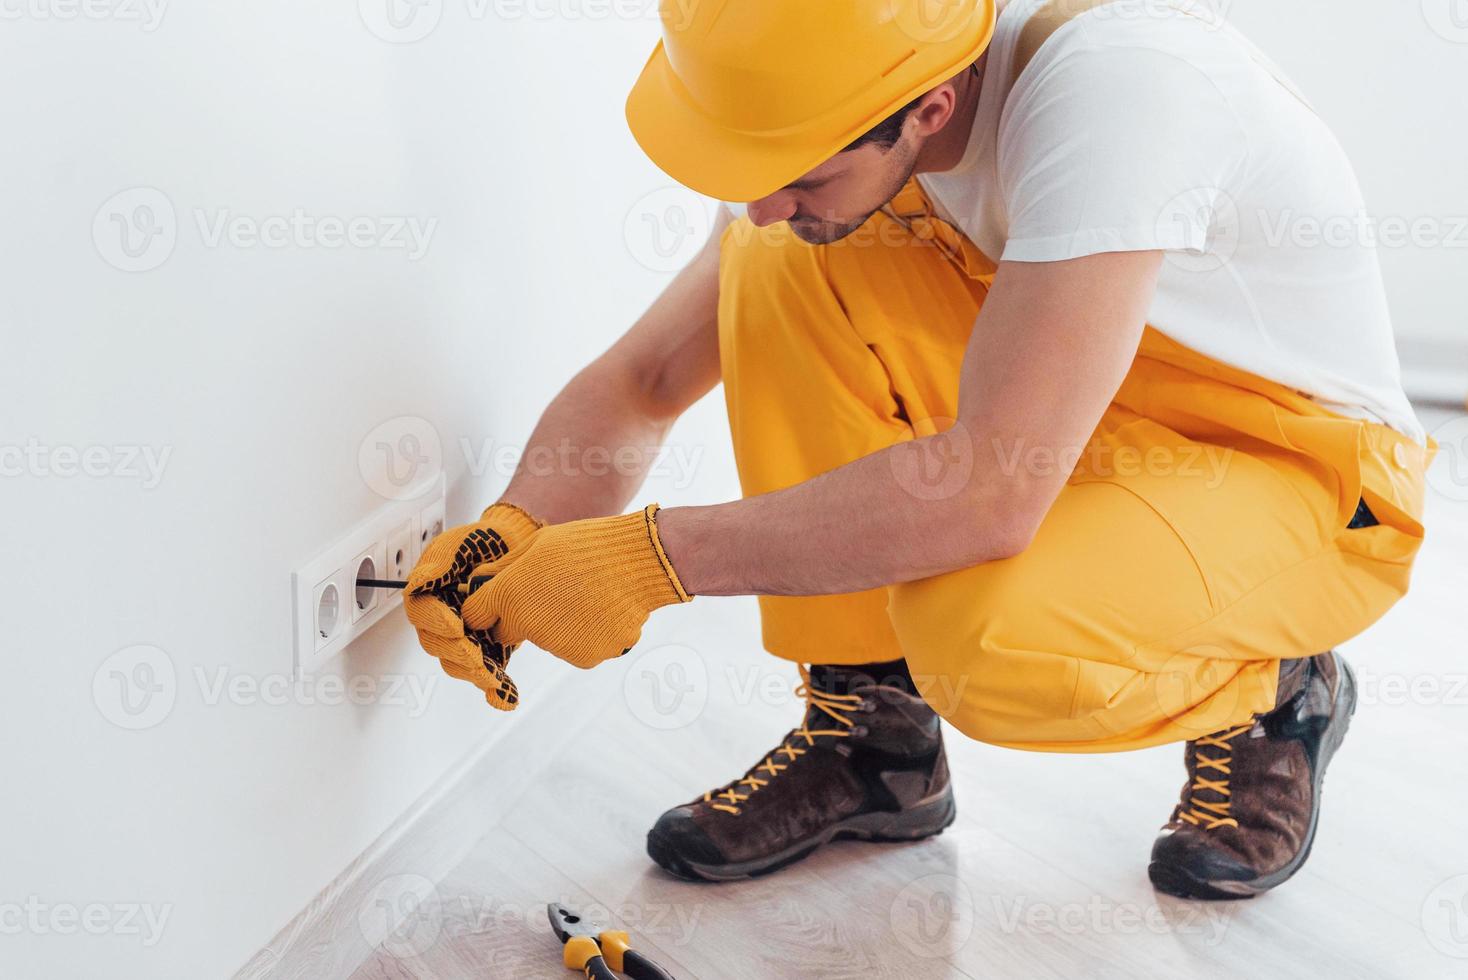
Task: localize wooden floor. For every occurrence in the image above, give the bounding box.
[353,409,1468,980]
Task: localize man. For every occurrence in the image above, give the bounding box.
[407,0,1431,900]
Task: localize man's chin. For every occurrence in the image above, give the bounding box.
[788,217,868,245]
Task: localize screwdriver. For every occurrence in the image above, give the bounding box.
[357,578,489,595]
[357,578,413,591]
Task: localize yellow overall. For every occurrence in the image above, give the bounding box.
[716,182,1431,752]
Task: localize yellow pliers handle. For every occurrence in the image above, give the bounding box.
[551,905,676,980]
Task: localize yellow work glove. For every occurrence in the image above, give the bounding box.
[461,504,692,668]
[404,501,541,710]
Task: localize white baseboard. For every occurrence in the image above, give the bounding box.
[231,664,606,980]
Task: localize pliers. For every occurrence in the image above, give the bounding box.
[547,903,677,980]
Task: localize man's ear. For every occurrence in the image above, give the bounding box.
[909,84,959,137]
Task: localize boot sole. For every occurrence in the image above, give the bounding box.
[647,789,957,883]
[1148,656,1358,901]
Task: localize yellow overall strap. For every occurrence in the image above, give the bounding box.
[884,180,999,281]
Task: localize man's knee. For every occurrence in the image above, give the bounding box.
[888,563,1275,750]
[888,562,1097,742]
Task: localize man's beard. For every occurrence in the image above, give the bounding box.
[785,147,920,245]
[787,210,880,245]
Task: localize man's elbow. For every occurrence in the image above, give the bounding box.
[948,486,1049,565]
[901,427,1059,570]
[985,506,1043,562]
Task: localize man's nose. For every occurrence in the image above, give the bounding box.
[746,192,796,227]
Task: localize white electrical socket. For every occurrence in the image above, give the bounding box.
[417,496,446,553]
[313,577,343,648]
[290,473,445,677]
[350,540,388,624]
[385,519,414,581]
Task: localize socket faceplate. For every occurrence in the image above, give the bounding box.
[290,474,445,677]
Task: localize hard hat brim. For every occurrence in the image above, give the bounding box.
[625,20,994,204]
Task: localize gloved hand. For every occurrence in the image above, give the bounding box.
[405,501,541,710]
[461,504,692,668]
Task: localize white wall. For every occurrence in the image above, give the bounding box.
[0,4,735,977]
[1225,0,1468,393]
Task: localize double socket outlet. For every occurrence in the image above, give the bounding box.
[290,473,445,677]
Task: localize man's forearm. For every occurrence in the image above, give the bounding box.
[497,210,727,523]
[497,366,674,524]
[656,424,1047,597]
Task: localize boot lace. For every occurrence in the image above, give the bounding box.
[704,666,864,816]
[1179,723,1253,830]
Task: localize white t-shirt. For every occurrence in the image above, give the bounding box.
[917,0,1423,440]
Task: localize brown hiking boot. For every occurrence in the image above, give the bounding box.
[1149,650,1358,900]
[646,660,955,882]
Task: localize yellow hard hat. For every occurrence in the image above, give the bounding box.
[625,0,997,202]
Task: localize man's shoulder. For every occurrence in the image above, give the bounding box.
[1007,0,1237,88]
